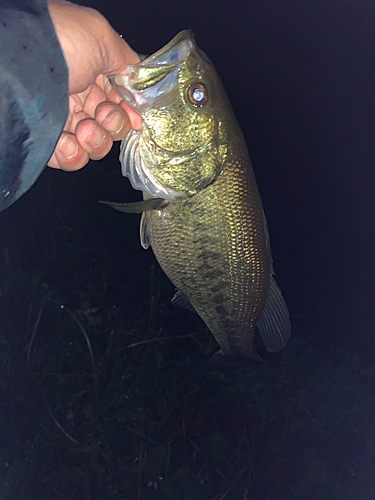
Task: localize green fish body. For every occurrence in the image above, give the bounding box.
[107,31,291,370]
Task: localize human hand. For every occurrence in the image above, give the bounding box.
[47,0,142,171]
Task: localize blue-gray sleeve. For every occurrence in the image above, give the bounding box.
[0,0,68,212]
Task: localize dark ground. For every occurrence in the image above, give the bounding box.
[1,0,375,498]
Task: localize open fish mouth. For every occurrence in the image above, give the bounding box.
[109,31,196,113]
[109,31,209,202]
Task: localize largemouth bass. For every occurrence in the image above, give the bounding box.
[104,30,291,371]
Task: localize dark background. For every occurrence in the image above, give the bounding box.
[1,0,375,498]
[97,0,375,356]
[4,0,375,355]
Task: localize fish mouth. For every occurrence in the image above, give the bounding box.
[111,31,217,202]
[109,30,196,112]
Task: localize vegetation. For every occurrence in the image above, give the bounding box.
[0,162,373,499]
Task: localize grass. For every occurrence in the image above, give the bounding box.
[0,162,374,499]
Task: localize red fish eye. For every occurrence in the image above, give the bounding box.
[187,83,208,106]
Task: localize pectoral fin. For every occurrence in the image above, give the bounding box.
[257,276,291,353]
[140,213,150,249]
[99,198,168,213]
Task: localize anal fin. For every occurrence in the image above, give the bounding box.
[171,290,196,313]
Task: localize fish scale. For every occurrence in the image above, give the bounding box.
[145,131,269,361]
[105,30,291,370]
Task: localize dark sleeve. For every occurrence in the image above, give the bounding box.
[0,0,68,212]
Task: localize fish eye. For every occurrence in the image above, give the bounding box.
[187,83,208,107]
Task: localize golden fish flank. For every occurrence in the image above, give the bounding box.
[105,30,291,370]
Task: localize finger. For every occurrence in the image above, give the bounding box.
[68,109,92,134]
[94,101,131,140]
[48,132,89,171]
[77,83,108,117]
[118,100,142,130]
[75,118,114,161]
[103,80,142,130]
[96,76,142,130]
[105,84,122,104]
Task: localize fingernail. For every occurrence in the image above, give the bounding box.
[102,110,124,134]
[59,135,78,159]
[86,123,105,148]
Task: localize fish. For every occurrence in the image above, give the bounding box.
[102,30,291,371]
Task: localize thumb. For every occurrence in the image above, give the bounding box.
[99,23,141,76]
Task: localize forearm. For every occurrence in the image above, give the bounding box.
[0,0,68,211]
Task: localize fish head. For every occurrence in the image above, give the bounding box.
[110,30,231,201]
